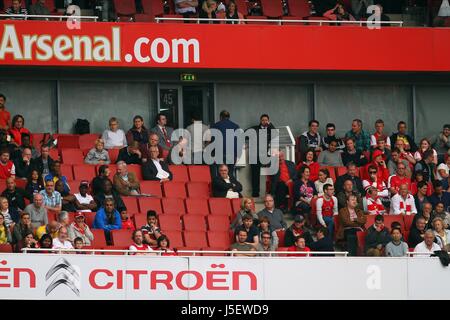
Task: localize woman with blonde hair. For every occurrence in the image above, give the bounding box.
[230,197,258,230]
[414,138,438,165]
[432,217,450,251]
[85,138,111,165]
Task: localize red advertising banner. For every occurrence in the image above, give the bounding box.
[0,20,449,71]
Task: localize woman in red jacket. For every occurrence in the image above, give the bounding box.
[8,114,31,147]
[296,148,320,182]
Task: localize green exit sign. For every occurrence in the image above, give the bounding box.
[180,73,196,81]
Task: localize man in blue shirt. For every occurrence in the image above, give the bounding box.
[428,181,450,211]
[93,198,122,244]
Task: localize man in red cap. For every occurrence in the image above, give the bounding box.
[68,211,94,246]
[362,149,390,184]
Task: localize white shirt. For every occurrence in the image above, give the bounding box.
[414,149,438,162]
[52,238,74,249]
[129,243,154,253]
[224,177,239,199]
[152,159,170,180]
[362,180,389,198]
[390,193,417,215]
[436,163,449,180]
[370,134,391,148]
[414,241,441,257]
[74,193,94,212]
[102,129,127,149]
[175,0,196,14]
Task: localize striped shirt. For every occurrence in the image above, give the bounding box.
[39,190,62,208]
[5,7,28,20]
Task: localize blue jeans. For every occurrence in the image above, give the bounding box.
[323,216,334,239]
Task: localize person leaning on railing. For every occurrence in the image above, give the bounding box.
[5,0,27,20]
[323,3,356,22]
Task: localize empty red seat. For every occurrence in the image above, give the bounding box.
[403,215,415,231]
[78,134,100,150]
[91,229,108,248]
[209,198,233,217]
[73,164,96,181]
[186,182,210,199]
[187,165,211,183]
[134,13,153,22]
[260,0,283,18]
[57,135,80,149]
[49,148,60,161]
[138,198,163,214]
[337,166,347,177]
[185,199,209,216]
[162,198,186,215]
[207,216,230,232]
[108,149,120,164]
[276,230,285,246]
[183,231,208,248]
[144,0,164,16]
[15,178,26,189]
[162,230,184,248]
[122,196,139,214]
[0,244,13,253]
[207,231,231,249]
[61,149,84,165]
[140,181,162,197]
[364,215,377,230]
[113,0,136,19]
[163,181,187,198]
[110,229,133,246]
[158,215,182,231]
[287,0,311,18]
[61,164,74,181]
[126,164,143,180]
[67,180,81,193]
[134,214,147,229]
[183,215,207,232]
[31,0,56,12]
[169,165,189,182]
[85,212,96,228]
[356,231,366,256]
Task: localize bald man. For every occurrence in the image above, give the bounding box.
[24,193,48,229]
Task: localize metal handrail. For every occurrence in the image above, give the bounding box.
[0,14,98,22]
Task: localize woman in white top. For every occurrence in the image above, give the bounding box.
[414,138,438,165]
[432,217,450,251]
[102,117,128,150]
[315,168,334,196]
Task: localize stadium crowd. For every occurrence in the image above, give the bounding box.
[0,92,448,257]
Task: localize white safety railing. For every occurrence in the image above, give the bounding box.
[21,248,348,257]
[155,17,403,27]
[406,251,449,257]
[0,14,98,22]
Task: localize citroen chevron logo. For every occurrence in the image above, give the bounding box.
[45,258,80,297]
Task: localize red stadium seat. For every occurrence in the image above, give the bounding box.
[85,212,96,228]
[134,214,147,229]
[108,149,120,164]
[185,198,209,216]
[91,229,108,248]
[0,244,13,253]
[158,215,182,231]
[276,230,285,247]
[138,197,162,214]
[281,16,308,25]
[209,198,233,217]
[113,0,136,19]
[183,231,208,248]
[320,166,337,182]
[61,164,74,181]
[162,198,186,215]
[67,180,81,193]
[140,181,162,197]
[163,181,187,198]
[187,165,211,183]
[403,230,409,242]
[57,135,80,149]
[78,134,100,150]
[73,164,96,181]
[186,182,210,199]
[207,216,230,232]
[31,133,44,149]
[81,149,91,157]
[144,0,164,16]
[356,231,366,256]
[122,196,139,214]
[49,148,60,161]
[364,215,376,230]
[403,215,415,231]
[61,149,84,165]
[31,0,56,12]
[169,165,189,182]
[110,229,133,246]
[233,0,250,15]
[66,212,76,224]
[207,231,231,249]
[383,215,406,231]
[245,15,271,24]
[183,215,207,232]
[15,178,27,189]
[337,166,347,177]
[162,230,184,248]
[126,164,143,181]
[134,14,153,22]
[260,0,283,18]
[287,0,311,18]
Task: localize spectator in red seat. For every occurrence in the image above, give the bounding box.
[142,146,172,182]
[8,115,31,147]
[311,0,337,16]
[390,184,417,215]
[318,140,343,167]
[414,138,438,166]
[175,0,199,18]
[129,229,154,255]
[54,180,76,212]
[31,145,54,179]
[370,119,391,150]
[316,184,338,238]
[298,120,322,157]
[13,133,39,161]
[212,164,242,199]
[102,117,127,150]
[414,181,430,215]
[284,214,313,247]
[117,141,142,165]
[94,179,127,215]
[287,235,311,257]
[126,115,150,153]
[372,136,391,164]
[200,0,219,23]
[385,228,408,257]
[151,113,174,160]
[14,147,32,179]
[0,213,11,244]
[19,231,39,253]
[38,234,53,253]
[324,3,355,21]
[24,193,48,230]
[225,0,244,24]
[45,161,70,194]
[157,234,177,255]
[432,217,450,250]
[428,180,450,211]
[29,0,50,17]
[295,149,320,182]
[293,166,317,218]
[414,230,441,256]
[74,181,96,212]
[0,196,18,229]
[388,147,412,178]
[120,211,135,231]
[411,170,433,197]
[362,149,389,183]
[0,94,11,130]
[322,123,345,151]
[337,193,366,256]
[0,149,15,179]
[25,169,45,199]
[342,138,368,168]
[234,214,259,248]
[1,177,26,213]
[408,216,428,248]
[92,165,112,196]
[68,212,94,246]
[256,231,276,256]
[73,237,86,254]
[257,194,287,231]
[315,168,334,197]
[141,210,161,246]
[393,139,416,171]
[257,216,279,249]
[432,124,450,164]
[365,214,391,256]
[230,229,256,256]
[309,227,334,256]
[141,133,163,163]
[363,186,386,215]
[52,226,73,250]
[335,162,364,195]
[336,179,364,210]
[93,198,121,242]
[85,139,110,165]
[388,162,411,196]
[230,197,258,231]
[270,151,296,209]
[414,150,435,183]
[113,161,140,196]
[12,212,33,249]
[390,121,417,153]
[433,202,450,229]
[345,119,370,153]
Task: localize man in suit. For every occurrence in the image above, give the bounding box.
[116,141,142,165]
[151,113,174,160]
[113,161,140,196]
[270,151,296,209]
[212,164,242,198]
[248,114,276,198]
[142,146,173,182]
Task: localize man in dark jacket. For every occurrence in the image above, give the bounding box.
[142,146,173,181]
[414,150,435,182]
[309,227,334,256]
[13,147,32,179]
[212,164,242,198]
[248,114,276,198]
[335,162,364,195]
[408,216,427,248]
[31,145,54,178]
[284,214,313,247]
[365,214,391,256]
[1,177,27,211]
[390,121,417,153]
[270,151,296,209]
[116,141,142,165]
